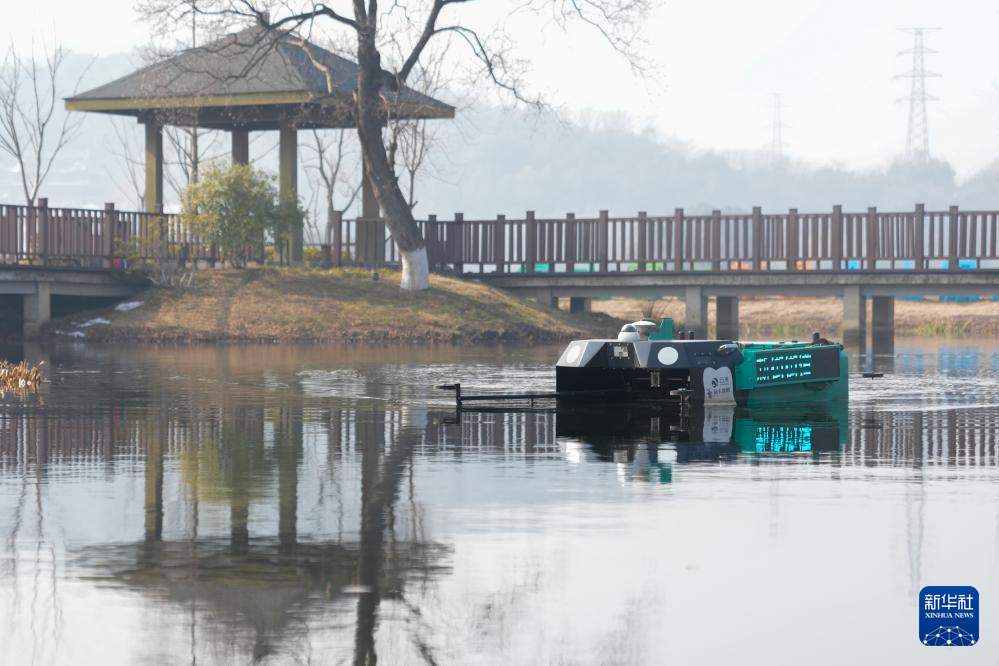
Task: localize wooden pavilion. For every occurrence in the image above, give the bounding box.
[65,23,454,262]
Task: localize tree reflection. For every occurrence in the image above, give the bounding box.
[68,391,445,663]
[176,407,268,555]
[353,405,415,665]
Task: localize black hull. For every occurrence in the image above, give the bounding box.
[555,366,689,401]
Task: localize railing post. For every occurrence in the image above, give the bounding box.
[673,207,684,271]
[525,210,537,273]
[787,208,798,271]
[494,214,506,273]
[751,206,763,271]
[866,206,878,270]
[598,209,609,273]
[103,203,116,263]
[426,214,438,270]
[948,205,959,271]
[37,197,48,264]
[453,212,464,274]
[155,202,167,263]
[566,212,576,272]
[4,205,15,262]
[711,209,721,271]
[913,203,925,270]
[831,204,843,271]
[637,211,647,271]
[333,209,343,267]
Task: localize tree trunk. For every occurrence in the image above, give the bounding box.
[355,27,428,290]
[400,246,430,290]
[325,202,335,245]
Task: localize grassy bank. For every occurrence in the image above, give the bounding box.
[594,296,999,339]
[46,267,616,344]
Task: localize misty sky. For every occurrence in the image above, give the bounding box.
[6,0,999,179]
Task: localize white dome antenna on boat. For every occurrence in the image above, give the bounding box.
[630,320,658,338]
[617,324,641,342]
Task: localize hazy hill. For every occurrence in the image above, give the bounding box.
[1,52,994,225]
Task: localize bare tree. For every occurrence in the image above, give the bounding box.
[138,1,224,202]
[163,125,226,201]
[0,43,87,206]
[106,111,229,212]
[137,0,652,289]
[387,48,452,210]
[304,128,362,249]
[106,118,146,210]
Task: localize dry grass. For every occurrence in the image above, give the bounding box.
[53,267,617,344]
[0,360,42,393]
[594,296,999,338]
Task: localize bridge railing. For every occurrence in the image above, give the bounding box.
[346,204,996,274]
[4,201,998,273]
[0,200,253,268]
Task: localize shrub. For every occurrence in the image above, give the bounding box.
[182,164,292,267]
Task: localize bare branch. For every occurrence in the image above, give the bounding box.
[106,118,145,209]
[0,41,89,205]
[263,2,360,32]
[434,25,545,109]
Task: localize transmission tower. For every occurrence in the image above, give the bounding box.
[897,28,940,161]
[769,93,789,167]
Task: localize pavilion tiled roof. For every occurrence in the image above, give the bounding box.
[66,25,453,128]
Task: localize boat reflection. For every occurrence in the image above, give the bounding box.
[553,402,848,482]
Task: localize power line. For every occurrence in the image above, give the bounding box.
[896,28,941,162]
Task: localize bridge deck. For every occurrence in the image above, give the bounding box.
[478,269,999,298]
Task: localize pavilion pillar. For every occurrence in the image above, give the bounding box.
[231,129,249,165]
[279,124,302,263]
[356,155,385,265]
[144,121,163,213]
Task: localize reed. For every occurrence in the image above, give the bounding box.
[0,360,43,392]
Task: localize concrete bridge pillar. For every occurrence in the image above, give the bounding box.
[569,297,591,313]
[842,285,866,351]
[716,296,739,340]
[535,289,559,309]
[23,282,51,340]
[684,286,708,338]
[871,296,895,357]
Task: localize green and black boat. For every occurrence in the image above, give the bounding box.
[555,318,848,406]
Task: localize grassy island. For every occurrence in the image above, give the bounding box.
[46,268,615,344]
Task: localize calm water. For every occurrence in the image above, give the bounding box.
[1,340,999,665]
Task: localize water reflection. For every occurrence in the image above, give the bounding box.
[71,403,446,664]
[1,342,999,664]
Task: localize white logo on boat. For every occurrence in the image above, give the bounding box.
[702,366,735,403]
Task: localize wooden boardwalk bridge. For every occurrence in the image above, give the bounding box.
[3,200,999,345]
